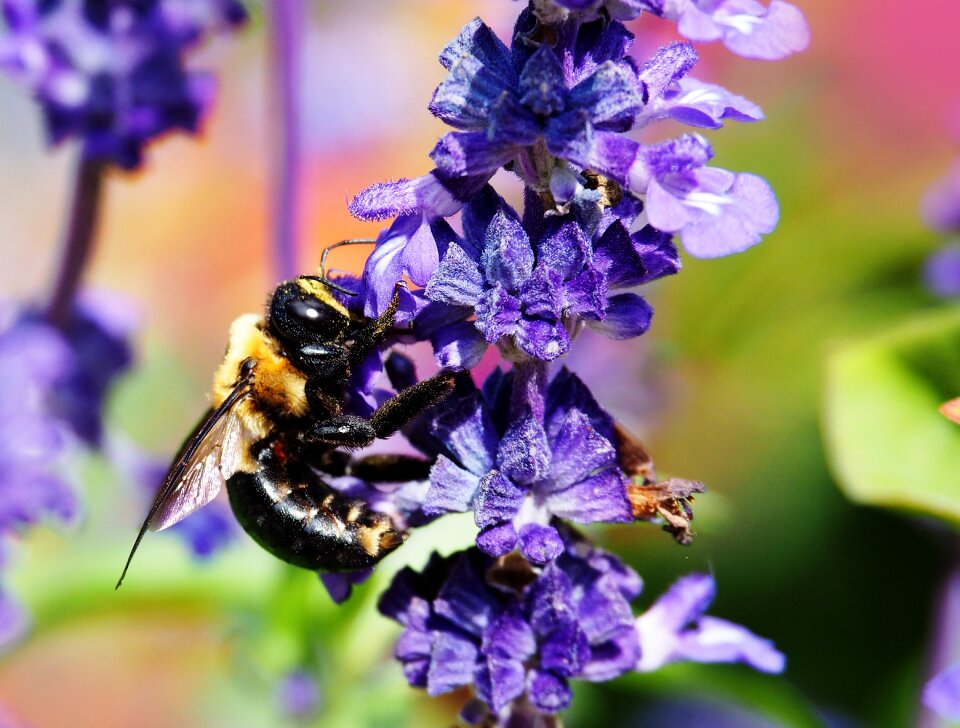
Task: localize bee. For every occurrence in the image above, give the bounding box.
[117,242,457,588]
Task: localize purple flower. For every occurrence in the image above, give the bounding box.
[0,0,247,168]
[648,0,810,60]
[379,540,642,716]
[409,367,632,561]
[923,245,960,299]
[0,589,28,650]
[629,135,779,257]
[424,187,676,361]
[275,670,321,720]
[924,662,960,721]
[921,160,960,234]
[428,17,642,191]
[634,573,785,673]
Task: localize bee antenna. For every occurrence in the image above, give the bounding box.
[298,275,359,297]
[319,238,377,280]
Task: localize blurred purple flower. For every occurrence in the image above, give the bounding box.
[0,589,28,650]
[645,0,810,60]
[0,0,247,168]
[923,245,960,299]
[275,670,321,721]
[0,294,138,647]
[922,160,960,234]
[924,662,960,721]
[634,573,785,673]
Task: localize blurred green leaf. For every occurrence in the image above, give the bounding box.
[824,306,960,524]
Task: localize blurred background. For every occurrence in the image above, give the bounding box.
[1,1,960,726]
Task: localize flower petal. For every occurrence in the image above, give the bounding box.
[425,455,483,515]
[587,292,654,340]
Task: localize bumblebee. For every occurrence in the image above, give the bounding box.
[117,253,456,588]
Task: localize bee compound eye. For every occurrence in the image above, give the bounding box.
[287,297,342,333]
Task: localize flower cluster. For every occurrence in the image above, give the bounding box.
[337,0,806,722]
[0,296,130,646]
[0,0,246,650]
[0,0,247,168]
[380,534,783,722]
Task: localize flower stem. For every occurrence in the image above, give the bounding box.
[45,156,105,329]
[511,358,548,422]
[268,0,304,283]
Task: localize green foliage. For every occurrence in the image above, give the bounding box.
[824,307,960,524]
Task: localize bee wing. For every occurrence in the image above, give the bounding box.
[116,380,252,588]
[148,408,249,531]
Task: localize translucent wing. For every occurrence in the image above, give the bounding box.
[116,380,253,588]
[149,409,247,530]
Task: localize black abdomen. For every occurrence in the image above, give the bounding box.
[226,441,404,572]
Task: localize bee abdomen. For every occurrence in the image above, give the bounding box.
[225,444,406,572]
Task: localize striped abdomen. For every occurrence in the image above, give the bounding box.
[225,440,405,572]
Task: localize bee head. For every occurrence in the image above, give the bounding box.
[267,280,351,345]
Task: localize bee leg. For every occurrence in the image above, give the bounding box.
[369,370,458,439]
[348,282,404,369]
[302,415,376,448]
[347,454,433,483]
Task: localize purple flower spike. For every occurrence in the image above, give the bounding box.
[426,17,643,193]
[0,306,121,537]
[0,0,247,168]
[380,539,641,718]
[634,573,785,673]
[924,662,960,721]
[657,0,810,61]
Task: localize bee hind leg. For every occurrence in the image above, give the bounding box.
[347,453,433,483]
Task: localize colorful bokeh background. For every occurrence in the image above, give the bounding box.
[1,1,960,726]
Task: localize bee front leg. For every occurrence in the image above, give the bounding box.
[302,415,376,448]
[348,282,404,369]
[369,370,458,439]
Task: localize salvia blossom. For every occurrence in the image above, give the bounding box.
[380,537,783,721]
[336,1,807,721]
[0,0,247,168]
[641,0,810,60]
[0,298,131,646]
[352,7,790,316]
